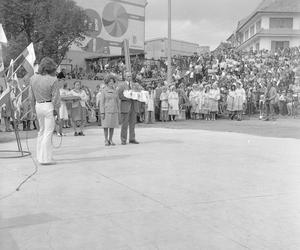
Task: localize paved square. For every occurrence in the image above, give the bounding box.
[1,127,300,250]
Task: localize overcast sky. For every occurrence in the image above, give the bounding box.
[145,0,263,49]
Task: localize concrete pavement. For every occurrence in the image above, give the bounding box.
[0,127,300,250]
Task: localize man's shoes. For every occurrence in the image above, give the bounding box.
[105,140,110,146]
[109,140,116,146]
[78,132,85,136]
[74,132,78,136]
[121,141,127,145]
[40,162,56,166]
[129,140,139,144]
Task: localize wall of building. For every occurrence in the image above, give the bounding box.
[62,50,96,71]
[290,37,300,47]
[144,39,166,59]
[259,37,272,50]
[261,16,270,29]
[145,39,200,60]
[294,16,300,29]
[236,13,300,51]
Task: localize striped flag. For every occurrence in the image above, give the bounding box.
[20,43,36,77]
[0,24,7,45]
[14,43,36,78]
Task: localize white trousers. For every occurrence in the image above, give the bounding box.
[36,102,55,164]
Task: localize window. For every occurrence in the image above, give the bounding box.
[250,25,255,36]
[239,33,244,43]
[245,30,249,40]
[269,18,293,29]
[271,41,290,51]
[255,43,260,51]
[256,20,261,31]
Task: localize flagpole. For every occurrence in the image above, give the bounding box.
[167,0,172,86]
[3,71,23,154]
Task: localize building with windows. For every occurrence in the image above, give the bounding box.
[61,0,147,71]
[145,38,205,60]
[227,0,300,51]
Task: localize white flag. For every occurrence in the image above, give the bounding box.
[0,24,7,44]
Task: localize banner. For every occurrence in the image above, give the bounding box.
[72,0,146,55]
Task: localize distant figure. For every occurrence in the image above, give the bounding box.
[264,81,277,121]
[57,69,66,79]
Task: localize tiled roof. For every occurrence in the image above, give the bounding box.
[255,0,300,12]
[237,0,300,30]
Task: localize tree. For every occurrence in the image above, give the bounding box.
[0,0,89,65]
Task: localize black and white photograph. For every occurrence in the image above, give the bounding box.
[0,0,300,249]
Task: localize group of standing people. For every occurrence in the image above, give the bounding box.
[226,82,246,121]
[29,57,140,165]
[188,82,221,121]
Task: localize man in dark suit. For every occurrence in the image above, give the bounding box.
[118,72,139,145]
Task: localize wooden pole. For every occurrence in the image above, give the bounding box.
[167,0,172,86]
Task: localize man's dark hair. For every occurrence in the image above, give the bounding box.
[38,57,57,76]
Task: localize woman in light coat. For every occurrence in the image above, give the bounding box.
[168,86,179,121]
[58,82,71,134]
[197,84,205,119]
[234,81,246,121]
[70,81,89,136]
[227,84,237,120]
[202,85,211,120]
[160,86,169,122]
[145,86,155,124]
[100,75,120,146]
[208,82,220,121]
[189,84,200,120]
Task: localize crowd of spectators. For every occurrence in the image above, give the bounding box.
[1,45,300,132]
[129,46,300,122]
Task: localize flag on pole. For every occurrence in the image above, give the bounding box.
[6,59,14,80]
[20,43,36,78]
[13,73,23,111]
[0,24,7,45]
[0,45,4,73]
[0,87,11,107]
[0,24,7,73]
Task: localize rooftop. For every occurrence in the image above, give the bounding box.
[237,0,300,30]
[145,38,200,46]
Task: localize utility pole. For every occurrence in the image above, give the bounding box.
[167,0,172,86]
